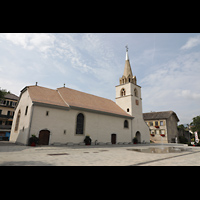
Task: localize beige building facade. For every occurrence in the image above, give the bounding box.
[0,93,19,140]
[143,111,179,143]
[10,49,150,145]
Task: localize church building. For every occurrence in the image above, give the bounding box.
[10,48,150,145]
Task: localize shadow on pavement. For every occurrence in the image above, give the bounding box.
[0,161,54,166]
[0,141,31,152]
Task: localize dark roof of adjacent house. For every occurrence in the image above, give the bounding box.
[24,85,132,118]
[143,111,179,122]
[4,93,19,101]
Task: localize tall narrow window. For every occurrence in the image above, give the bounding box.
[76,113,84,135]
[124,120,129,128]
[25,106,28,115]
[15,110,21,131]
[134,88,138,97]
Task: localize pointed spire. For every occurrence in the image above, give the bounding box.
[119,46,137,85]
[123,45,133,77]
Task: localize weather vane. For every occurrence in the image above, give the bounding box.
[125,45,128,52]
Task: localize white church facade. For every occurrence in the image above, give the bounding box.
[10,48,150,145]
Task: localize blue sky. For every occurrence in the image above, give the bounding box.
[0,33,200,124]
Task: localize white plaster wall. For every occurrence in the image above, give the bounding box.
[132,118,150,143]
[116,83,143,117]
[10,89,33,145]
[30,106,132,145]
[116,83,150,143]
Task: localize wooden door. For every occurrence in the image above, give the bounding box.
[111,134,116,144]
[39,130,50,145]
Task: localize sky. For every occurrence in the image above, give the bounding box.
[0,33,200,125]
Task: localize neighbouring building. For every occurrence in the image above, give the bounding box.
[177,127,191,143]
[143,111,179,143]
[0,93,19,140]
[10,48,150,145]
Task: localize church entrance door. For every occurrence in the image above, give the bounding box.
[135,131,141,143]
[111,134,116,144]
[39,130,50,145]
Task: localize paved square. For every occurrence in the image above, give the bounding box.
[1,141,200,166]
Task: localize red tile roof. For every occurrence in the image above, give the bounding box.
[28,86,68,108]
[26,85,132,118]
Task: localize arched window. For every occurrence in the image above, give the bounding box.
[76,113,84,135]
[15,110,21,131]
[121,88,126,97]
[124,120,129,128]
[134,88,138,97]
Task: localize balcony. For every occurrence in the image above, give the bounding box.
[0,125,12,130]
[0,114,13,119]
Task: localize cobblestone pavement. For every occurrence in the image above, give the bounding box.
[1,141,200,166]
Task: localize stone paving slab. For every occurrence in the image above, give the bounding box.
[1,141,200,166]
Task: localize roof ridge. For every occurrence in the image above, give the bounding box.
[143,110,173,114]
[57,89,70,107]
[57,86,113,102]
[28,85,57,92]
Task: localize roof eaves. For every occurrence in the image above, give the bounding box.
[32,101,70,110]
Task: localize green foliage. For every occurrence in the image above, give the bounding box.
[84,136,92,145]
[0,89,9,101]
[133,137,138,144]
[28,135,39,146]
[177,124,185,130]
[190,115,200,136]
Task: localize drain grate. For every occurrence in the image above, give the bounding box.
[48,153,69,156]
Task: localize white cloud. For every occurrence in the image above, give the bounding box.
[179,90,200,100]
[181,35,200,50]
[0,33,55,53]
[141,51,200,123]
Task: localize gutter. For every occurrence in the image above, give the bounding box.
[32,101,70,110]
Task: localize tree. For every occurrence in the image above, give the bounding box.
[177,124,185,130]
[190,115,200,136]
[0,89,9,101]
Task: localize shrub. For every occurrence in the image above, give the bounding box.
[133,137,138,144]
[28,135,39,146]
[84,136,92,145]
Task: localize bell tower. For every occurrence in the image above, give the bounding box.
[115,46,143,118]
